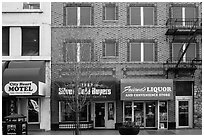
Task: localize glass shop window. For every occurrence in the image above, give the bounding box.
[159,101,168,129]
[22,27,39,56]
[28,98,39,123]
[124,102,132,122]
[60,101,88,122]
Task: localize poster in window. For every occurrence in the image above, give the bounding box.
[108,102,114,120]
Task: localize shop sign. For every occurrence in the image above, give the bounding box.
[121,79,173,100]
[57,82,115,100]
[4,81,37,95]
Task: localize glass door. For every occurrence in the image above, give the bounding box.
[134,102,144,127]
[145,102,155,127]
[176,97,193,128]
[179,101,189,126]
[95,103,105,127]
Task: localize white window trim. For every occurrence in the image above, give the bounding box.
[130,42,154,62]
[104,42,117,57]
[104,6,117,21]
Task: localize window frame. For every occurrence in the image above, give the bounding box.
[104,5,117,21]
[172,43,196,62]
[103,40,118,57]
[65,42,92,62]
[23,2,40,9]
[129,42,155,62]
[65,6,92,26]
[21,26,40,56]
[129,6,155,26]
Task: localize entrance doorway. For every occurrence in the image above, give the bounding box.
[176,96,193,128]
[95,103,105,127]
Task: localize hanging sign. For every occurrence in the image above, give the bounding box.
[4,81,38,95]
[121,79,173,100]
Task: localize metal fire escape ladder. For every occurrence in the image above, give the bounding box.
[175,19,198,68]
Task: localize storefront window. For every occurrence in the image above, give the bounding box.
[124,102,132,122]
[134,102,144,127]
[60,101,88,122]
[159,101,167,129]
[28,98,39,122]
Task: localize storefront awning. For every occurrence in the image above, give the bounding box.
[2,61,46,96]
[121,79,174,100]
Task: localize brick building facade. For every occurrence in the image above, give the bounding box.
[51,2,202,130]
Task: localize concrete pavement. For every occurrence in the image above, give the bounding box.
[28,129,202,135]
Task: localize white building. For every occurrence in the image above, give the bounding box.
[2,2,51,131]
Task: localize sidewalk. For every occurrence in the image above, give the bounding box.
[28,129,202,135]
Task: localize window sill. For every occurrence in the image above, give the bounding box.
[103,20,119,23]
[2,9,43,13]
[101,56,119,59]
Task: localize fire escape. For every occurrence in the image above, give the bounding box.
[164,18,202,78]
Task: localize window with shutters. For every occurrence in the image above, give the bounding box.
[66,42,92,62]
[129,6,154,25]
[65,6,92,26]
[172,43,196,62]
[129,42,155,62]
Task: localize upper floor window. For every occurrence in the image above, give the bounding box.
[65,6,92,26]
[172,43,196,62]
[22,27,39,56]
[171,6,197,26]
[103,4,118,21]
[2,27,9,56]
[102,40,118,57]
[23,2,40,9]
[129,6,154,25]
[66,41,92,62]
[129,42,155,62]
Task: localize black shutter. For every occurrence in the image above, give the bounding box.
[103,6,105,20]
[127,6,130,25]
[91,6,94,25]
[102,41,106,56]
[154,42,158,62]
[127,41,130,62]
[116,41,119,56]
[63,6,67,26]
[115,5,119,20]
[154,6,157,25]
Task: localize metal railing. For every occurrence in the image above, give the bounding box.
[166,18,202,29]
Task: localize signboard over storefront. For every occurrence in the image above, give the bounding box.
[4,81,38,95]
[57,81,116,101]
[121,79,173,100]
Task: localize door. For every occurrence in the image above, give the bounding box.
[176,96,193,128]
[145,102,155,127]
[95,103,105,127]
